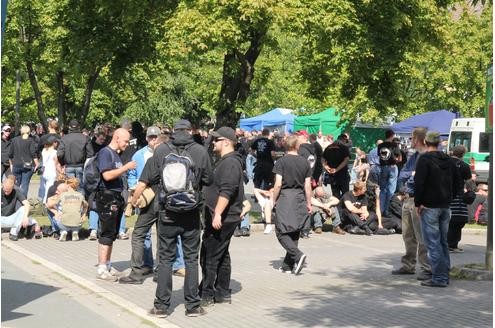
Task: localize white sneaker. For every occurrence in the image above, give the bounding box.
[109,267,121,277]
[72,231,79,241]
[96,270,118,282]
[264,224,273,234]
[89,230,97,240]
[59,231,68,241]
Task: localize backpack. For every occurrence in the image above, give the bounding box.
[83,153,100,194]
[159,143,200,213]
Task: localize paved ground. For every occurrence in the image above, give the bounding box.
[1,225,492,328]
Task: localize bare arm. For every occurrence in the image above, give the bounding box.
[344,200,364,214]
[272,174,282,203]
[304,177,312,213]
[130,181,148,207]
[101,161,136,181]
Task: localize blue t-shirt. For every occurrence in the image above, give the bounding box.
[98,146,124,192]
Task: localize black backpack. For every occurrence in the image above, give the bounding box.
[159,143,201,213]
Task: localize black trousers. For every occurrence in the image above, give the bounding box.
[341,209,377,230]
[95,190,124,246]
[447,221,465,249]
[199,211,238,300]
[129,201,158,279]
[276,229,303,271]
[1,163,11,179]
[154,209,201,311]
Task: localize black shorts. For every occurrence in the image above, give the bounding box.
[253,161,274,189]
[95,190,125,246]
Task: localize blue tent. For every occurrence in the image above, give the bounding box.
[240,108,295,132]
[392,110,460,136]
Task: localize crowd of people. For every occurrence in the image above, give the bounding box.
[0,117,491,316]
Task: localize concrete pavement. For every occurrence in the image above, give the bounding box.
[1,226,492,328]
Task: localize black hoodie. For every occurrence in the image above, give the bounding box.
[414,151,455,209]
[139,131,213,197]
[204,151,245,222]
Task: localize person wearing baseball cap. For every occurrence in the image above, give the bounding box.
[130,118,213,317]
[200,126,244,306]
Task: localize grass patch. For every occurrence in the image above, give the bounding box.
[140,319,158,327]
[465,223,487,230]
[31,260,41,265]
[32,214,139,230]
[450,263,491,280]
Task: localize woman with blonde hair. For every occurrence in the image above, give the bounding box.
[41,136,62,203]
[8,125,39,196]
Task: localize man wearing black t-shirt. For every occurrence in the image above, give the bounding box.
[272,135,312,275]
[251,128,275,190]
[322,134,351,198]
[339,181,374,235]
[377,129,402,216]
[95,128,137,282]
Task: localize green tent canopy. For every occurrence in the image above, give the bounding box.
[294,108,344,136]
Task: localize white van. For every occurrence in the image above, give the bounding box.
[448,118,490,183]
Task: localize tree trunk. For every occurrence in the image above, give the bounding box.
[79,68,101,127]
[25,60,48,132]
[56,70,67,129]
[215,30,265,128]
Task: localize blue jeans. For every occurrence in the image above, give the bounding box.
[312,210,342,228]
[421,207,451,285]
[57,221,81,233]
[38,175,46,201]
[47,211,61,232]
[119,214,126,234]
[12,166,33,197]
[240,214,250,229]
[246,154,256,180]
[143,228,154,268]
[65,166,84,192]
[89,210,99,231]
[1,207,36,235]
[379,165,398,216]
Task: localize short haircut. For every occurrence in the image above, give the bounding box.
[309,134,317,142]
[412,127,427,142]
[286,135,299,151]
[156,134,169,145]
[262,128,270,136]
[353,180,366,192]
[452,145,467,158]
[385,129,395,139]
[337,134,347,141]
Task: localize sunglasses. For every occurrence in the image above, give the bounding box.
[214,137,226,142]
[3,129,11,132]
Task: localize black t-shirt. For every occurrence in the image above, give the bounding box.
[273,154,311,190]
[378,141,401,166]
[339,191,368,210]
[298,143,316,175]
[38,133,61,153]
[322,142,350,176]
[98,146,124,192]
[1,187,26,216]
[251,137,275,163]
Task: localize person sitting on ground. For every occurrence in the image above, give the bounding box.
[364,182,396,235]
[253,186,274,234]
[339,181,376,235]
[1,175,42,240]
[234,199,252,237]
[310,185,346,235]
[382,191,405,233]
[46,178,88,241]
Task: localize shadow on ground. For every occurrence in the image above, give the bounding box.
[1,279,59,322]
[266,247,492,328]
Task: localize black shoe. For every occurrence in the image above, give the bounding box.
[149,306,168,318]
[294,254,307,275]
[185,306,206,317]
[9,234,18,241]
[153,274,158,283]
[349,226,366,235]
[391,267,415,275]
[141,267,154,276]
[119,275,144,285]
[417,271,433,281]
[215,296,232,304]
[421,280,447,287]
[241,228,250,237]
[364,227,373,236]
[234,228,242,237]
[201,297,215,307]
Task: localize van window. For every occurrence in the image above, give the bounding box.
[479,133,490,153]
[449,132,471,151]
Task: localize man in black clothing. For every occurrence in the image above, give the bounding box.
[200,127,245,306]
[322,134,351,198]
[296,130,316,178]
[251,128,275,190]
[377,129,402,216]
[309,134,323,183]
[339,181,375,235]
[57,119,94,190]
[1,125,12,178]
[132,119,212,318]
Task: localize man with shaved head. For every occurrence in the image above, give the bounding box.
[95,128,137,281]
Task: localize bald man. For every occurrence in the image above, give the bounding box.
[1,175,42,240]
[95,128,137,281]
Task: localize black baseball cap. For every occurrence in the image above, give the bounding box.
[211,127,237,143]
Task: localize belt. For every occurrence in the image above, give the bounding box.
[65,164,84,167]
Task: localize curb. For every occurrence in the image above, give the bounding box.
[1,240,180,328]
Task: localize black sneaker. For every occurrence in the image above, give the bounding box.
[391,267,415,275]
[420,280,447,288]
[294,254,307,275]
[185,306,206,317]
[417,271,433,281]
[241,228,250,237]
[149,307,168,318]
[9,234,18,241]
[119,276,144,285]
[200,297,215,307]
[364,227,373,236]
[234,228,242,237]
[215,296,232,304]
